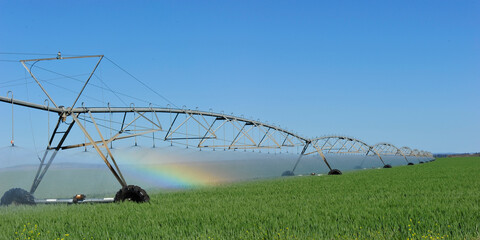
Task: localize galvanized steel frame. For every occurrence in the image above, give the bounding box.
[0,55,434,194]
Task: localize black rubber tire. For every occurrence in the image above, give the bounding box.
[328,169,342,175]
[281,170,294,176]
[419,161,424,164]
[383,164,392,168]
[407,162,414,165]
[114,185,150,203]
[1,188,35,206]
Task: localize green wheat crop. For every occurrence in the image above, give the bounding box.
[0,157,479,239]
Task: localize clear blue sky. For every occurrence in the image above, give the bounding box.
[0,0,479,153]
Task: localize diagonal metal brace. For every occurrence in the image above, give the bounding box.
[30,115,76,194]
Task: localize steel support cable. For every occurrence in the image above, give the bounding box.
[0,52,56,56]
[20,62,105,104]
[24,62,157,107]
[0,73,90,88]
[0,76,35,85]
[94,74,128,106]
[104,57,179,108]
[41,80,105,104]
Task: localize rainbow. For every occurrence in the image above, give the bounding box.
[114,148,228,189]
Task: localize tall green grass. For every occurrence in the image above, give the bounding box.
[1,157,479,239]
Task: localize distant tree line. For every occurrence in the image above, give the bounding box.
[434,152,480,158]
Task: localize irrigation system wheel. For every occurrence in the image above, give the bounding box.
[281,170,295,176]
[114,185,150,203]
[328,169,342,175]
[383,164,392,168]
[0,188,36,206]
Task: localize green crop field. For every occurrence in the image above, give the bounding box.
[0,157,479,240]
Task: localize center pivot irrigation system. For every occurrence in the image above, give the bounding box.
[0,54,434,205]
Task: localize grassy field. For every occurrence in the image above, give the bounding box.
[0,157,479,239]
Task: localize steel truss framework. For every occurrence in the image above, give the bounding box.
[290,136,387,173]
[372,142,410,164]
[0,55,434,195]
[400,146,432,158]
